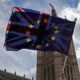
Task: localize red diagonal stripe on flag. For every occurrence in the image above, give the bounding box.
[6,22,11,32]
[15,7,24,12]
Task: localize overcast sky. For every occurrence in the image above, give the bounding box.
[0,0,80,79]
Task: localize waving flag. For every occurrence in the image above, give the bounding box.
[4,7,76,55]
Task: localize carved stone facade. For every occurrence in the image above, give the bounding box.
[36,41,80,80]
[0,69,30,80]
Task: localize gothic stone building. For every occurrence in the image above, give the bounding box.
[0,69,30,80]
[36,41,80,80]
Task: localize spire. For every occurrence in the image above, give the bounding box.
[32,77,34,80]
[23,74,25,78]
[4,68,6,72]
[49,3,57,16]
[14,71,16,75]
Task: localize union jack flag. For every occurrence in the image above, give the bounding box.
[4,7,76,55]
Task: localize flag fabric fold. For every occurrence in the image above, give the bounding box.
[4,7,76,55]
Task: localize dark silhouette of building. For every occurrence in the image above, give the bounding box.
[0,69,30,80]
[36,3,80,80]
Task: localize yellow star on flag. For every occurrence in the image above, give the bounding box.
[54,30,59,34]
[37,20,40,24]
[36,45,41,48]
[45,43,49,47]
[29,24,34,29]
[51,36,56,41]
[26,37,31,42]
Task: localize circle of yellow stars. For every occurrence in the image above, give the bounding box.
[26,19,60,49]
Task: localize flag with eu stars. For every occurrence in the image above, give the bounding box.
[4,7,76,55]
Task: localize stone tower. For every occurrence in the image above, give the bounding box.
[36,41,80,80]
[36,3,80,80]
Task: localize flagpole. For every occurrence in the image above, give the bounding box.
[60,56,68,80]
